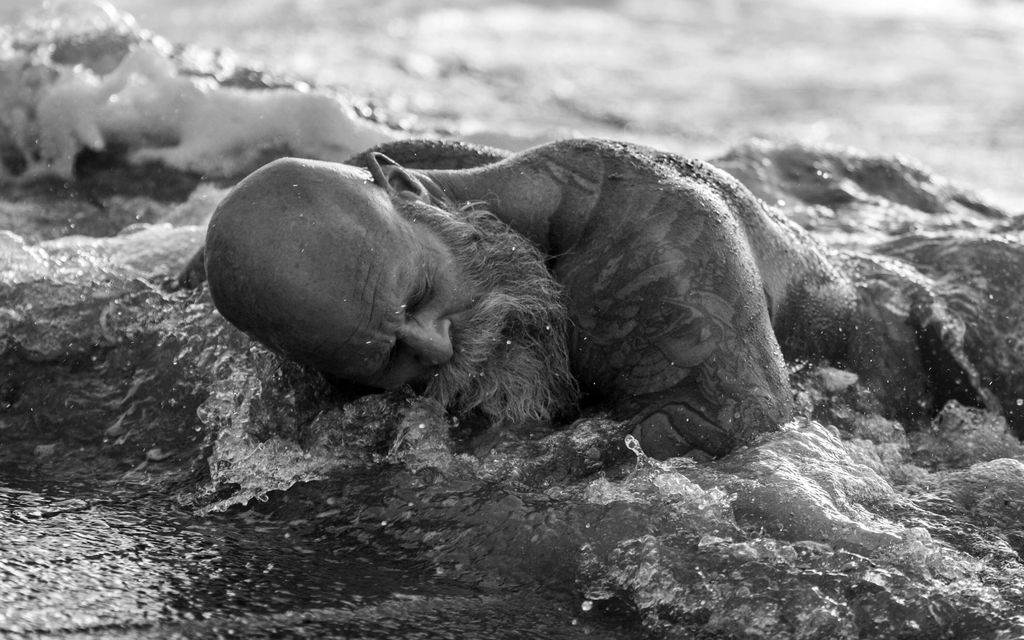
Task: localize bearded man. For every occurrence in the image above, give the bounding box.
[191,139,879,459]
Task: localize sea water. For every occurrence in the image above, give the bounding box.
[2,2,1024,638]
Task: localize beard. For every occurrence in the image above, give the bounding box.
[394,197,579,424]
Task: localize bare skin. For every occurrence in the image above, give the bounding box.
[392,139,858,454]
[196,138,860,458]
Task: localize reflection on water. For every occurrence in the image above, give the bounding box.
[1,479,638,638]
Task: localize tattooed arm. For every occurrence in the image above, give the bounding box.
[425,139,857,365]
[417,139,794,457]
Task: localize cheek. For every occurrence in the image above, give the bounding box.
[366,346,435,389]
[433,274,478,317]
[294,338,389,383]
[295,305,401,380]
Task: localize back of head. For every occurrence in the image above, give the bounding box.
[204,157,402,378]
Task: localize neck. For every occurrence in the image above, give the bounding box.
[407,169,458,208]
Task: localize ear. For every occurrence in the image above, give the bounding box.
[366,152,431,204]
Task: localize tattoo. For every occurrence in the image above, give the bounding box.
[556,173,792,448]
[535,152,602,200]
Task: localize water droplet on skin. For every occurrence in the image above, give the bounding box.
[1017,398,1023,407]
[580,600,594,612]
[624,435,644,457]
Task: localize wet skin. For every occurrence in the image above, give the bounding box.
[202,138,860,458]
[203,160,479,390]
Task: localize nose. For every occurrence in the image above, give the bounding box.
[397,317,454,366]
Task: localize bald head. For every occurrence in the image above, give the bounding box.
[205,157,428,381]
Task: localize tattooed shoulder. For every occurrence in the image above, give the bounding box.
[555,167,793,454]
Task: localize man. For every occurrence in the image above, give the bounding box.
[192,139,881,459]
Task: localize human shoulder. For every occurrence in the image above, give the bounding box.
[521,137,653,166]
[495,138,655,192]
[349,139,512,170]
[521,138,727,187]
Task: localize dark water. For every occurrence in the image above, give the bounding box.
[1,476,640,639]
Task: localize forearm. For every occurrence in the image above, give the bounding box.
[419,139,610,254]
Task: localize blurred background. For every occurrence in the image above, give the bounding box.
[3,0,1023,208]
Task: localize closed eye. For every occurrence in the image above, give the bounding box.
[405,274,431,315]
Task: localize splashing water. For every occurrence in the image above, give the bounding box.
[3,3,1024,640]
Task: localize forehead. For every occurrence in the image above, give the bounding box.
[219,162,413,322]
[254,160,416,278]
[331,163,374,183]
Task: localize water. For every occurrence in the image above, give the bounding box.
[2,480,639,639]
[3,2,1024,639]
[4,222,1023,637]
[6,0,1019,208]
